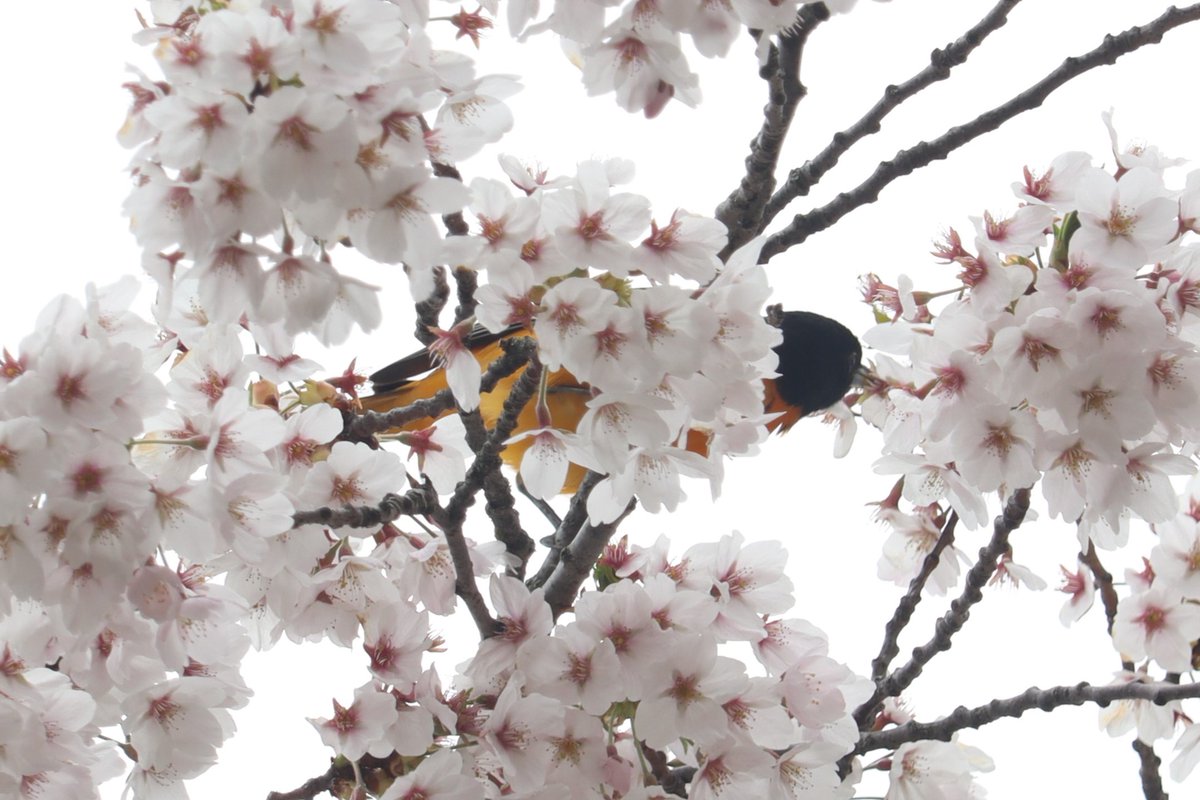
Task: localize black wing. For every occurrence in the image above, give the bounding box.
[369,322,526,394]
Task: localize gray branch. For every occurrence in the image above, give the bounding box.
[760,4,1200,262]
[857,679,1200,754]
[760,0,1024,232]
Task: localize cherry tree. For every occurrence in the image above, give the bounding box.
[4,2,1200,800]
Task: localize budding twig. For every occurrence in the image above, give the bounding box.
[715,3,829,257]
[868,512,960,686]
[413,265,450,346]
[527,470,604,590]
[291,485,439,529]
[855,679,1200,754]
[855,488,1030,728]
[1080,540,1123,638]
[542,496,638,618]
[759,3,1200,261]
[759,0,1024,233]
[428,356,542,636]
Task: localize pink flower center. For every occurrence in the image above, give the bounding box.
[1089,304,1123,339]
[1020,336,1059,370]
[566,652,592,686]
[577,211,608,241]
[1105,205,1138,237]
[306,4,345,36]
[982,424,1015,458]
[1137,606,1167,633]
[667,672,701,706]
[241,38,274,75]
[932,365,967,398]
[193,104,225,135]
[593,324,627,358]
[276,116,317,151]
[71,463,104,495]
[1053,442,1094,481]
[478,214,506,244]
[331,475,364,503]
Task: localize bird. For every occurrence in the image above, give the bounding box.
[359,308,862,492]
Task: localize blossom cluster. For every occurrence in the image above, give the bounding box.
[9,0,1196,796]
[0,280,891,798]
[0,285,255,797]
[308,534,879,800]
[123,1,804,526]
[124,0,515,343]
[439,158,794,522]
[505,0,890,116]
[852,115,1200,776]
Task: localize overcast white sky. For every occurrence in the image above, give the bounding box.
[5,2,1200,798]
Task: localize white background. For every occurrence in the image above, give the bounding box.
[4,1,1200,798]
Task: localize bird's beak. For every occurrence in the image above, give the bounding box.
[851,363,871,389]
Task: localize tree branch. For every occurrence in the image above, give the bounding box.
[869,512,959,686]
[292,485,439,529]
[1133,739,1167,800]
[856,679,1200,754]
[715,4,829,257]
[453,266,479,326]
[855,488,1030,727]
[475,359,543,573]
[542,496,638,618]
[346,336,538,439]
[526,470,604,590]
[427,358,542,637]
[517,476,564,529]
[266,761,340,800]
[412,265,449,347]
[1080,539,1122,638]
[760,0,1024,231]
[759,3,1200,262]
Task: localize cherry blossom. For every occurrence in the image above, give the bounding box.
[309,682,399,761]
[1113,584,1200,672]
[885,736,994,800]
[14,5,1200,800]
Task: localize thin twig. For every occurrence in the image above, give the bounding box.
[419,350,540,639]
[429,502,502,639]
[517,476,564,529]
[429,147,470,238]
[433,360,543,614]
[1083,539,1161,794]
[527,470,604,590]
[869,512,959,686]
[759,3,1200,262]
[1080,539,1122,638]
[760,0,1024,232]
[855,488,1030,728]
[857,679,1200,754]
[715,4,829,257]
[474,359,543,569]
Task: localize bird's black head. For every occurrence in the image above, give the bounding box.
[770,309,863,414]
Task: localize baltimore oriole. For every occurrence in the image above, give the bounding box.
[359,309,862,492]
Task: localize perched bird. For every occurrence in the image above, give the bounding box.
[760,308,863,433]
[359,308,862,491]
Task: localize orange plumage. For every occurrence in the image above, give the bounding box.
[360,311,862,493]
